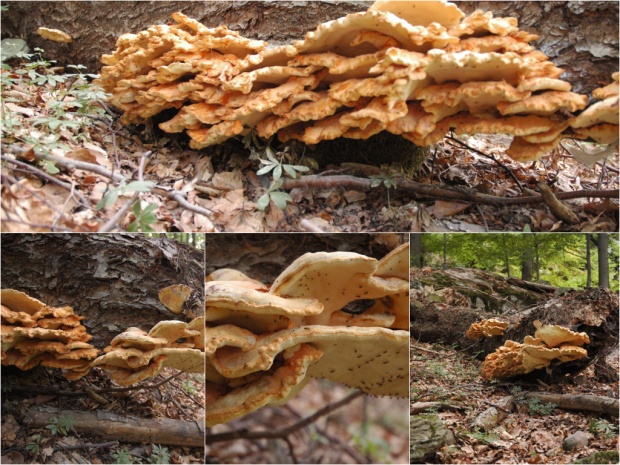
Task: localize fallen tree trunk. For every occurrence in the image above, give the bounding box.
[0,233,204,348]
[25,406,204,447]
[524,392,619,417]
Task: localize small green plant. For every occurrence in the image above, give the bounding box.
[181,378,197,395]
[96,180,155,211]
[111,448,135,464]
[127,201,158,232]
[1,48,110,173]
[257,178,293,212]
[242,130,312,212]
[526,397,556,416]
[147,444,170,464]
[350,422,389,463]
[465,429,499,445]
[369,170,399,211]
[25,434,43,455]
[589,418,618,439]
[45,414,76,436]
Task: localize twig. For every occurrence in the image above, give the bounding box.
[476,204,489,232]
[1,155,90,207]
[280,174,618,206]
[205,390,364,444]
[53,440,118,452]
[299,218,326,232]
[445,135,526,192]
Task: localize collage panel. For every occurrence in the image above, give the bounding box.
[0,233,206,464]
[410,233,619,464]
[203,233,410,464]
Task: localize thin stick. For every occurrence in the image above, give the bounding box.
[205,390,364,444]
[53,440,119,452]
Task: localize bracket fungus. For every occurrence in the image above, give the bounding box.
[1,289,98,380]
[465,318,509,340]
[91,316,205,386]
[98,1,619,161]
[480,320,589,380]
[203,244,409,426]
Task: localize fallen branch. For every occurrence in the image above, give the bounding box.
[537,182,580,224]
[410,401,467,414]
[280,175,619,206]
[26,406,204,447]
[524,392,619,417]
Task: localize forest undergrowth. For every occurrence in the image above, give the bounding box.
[410,339,619,464]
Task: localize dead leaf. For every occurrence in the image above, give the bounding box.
[66,147,98,164]
[433,200,470,219]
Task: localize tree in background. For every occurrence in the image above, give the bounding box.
[412,233,619,290]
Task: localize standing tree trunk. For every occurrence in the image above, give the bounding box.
[586,233,593,287]
[521,240,533,281]
[1,2,617,94]
[502,235,511,278]
[411,233,423,268]
[443,234,447,270]
[598,233,610,289]
[534,234,540,282]
[0,234,204,348]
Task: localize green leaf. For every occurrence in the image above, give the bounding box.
[125,180,155,192]
[257,193,270,211]
[270,191,292,209]
[39,160,59,174]
[370,179,382,188]
[256,164,274,176]
[273,164,282,181]
[269,178,284,191]
[126,221,139,232]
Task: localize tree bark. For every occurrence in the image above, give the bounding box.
[523,392,619,417]
[1,2,617,93]
[597,233,610,289]
[0,233,204,348]
[410,415,454,463]
[411,233,423,268]
[26,406,205,447]
[586,234,593,288]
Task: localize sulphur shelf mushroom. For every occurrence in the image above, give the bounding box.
[480,320,589,380]
[203,243,409,426]
[465,318,509,340]
[1,289,98,380]
[97,1,618,162]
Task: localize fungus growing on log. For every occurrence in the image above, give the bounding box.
[480,321,589,380]
[465,318,509,340]
[91,316,205,386]
[203,244,409,426]
[98,1,619,161]
[1,289,98,380]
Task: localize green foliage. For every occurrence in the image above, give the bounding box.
[464,428,499,444]
[257,178,293,212]
[96,180,155,211]
[181,378,197,395]
[589,418,618,439]
[370,169,399,211]
[1,48,110,173]
[25,434,43,456]
[243,130,313,212]
[525,397,556,416]
[127,202,158,232]
[416,233,619,291]
[45,414,76,436]
[147,445,170,464]
[111,448,136,464]
[350,421,390,463]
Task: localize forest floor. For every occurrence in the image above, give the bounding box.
[410,339,619,464]
[1,56,618,233]
[0,366,205,464]
[206,379,409,464]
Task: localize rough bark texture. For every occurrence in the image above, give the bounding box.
[26,406,205,447]
[1,1,617,94]
[410,415,454,463]
[0,233,204,348]
[523,392,619,417]
[205,232,406,284]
